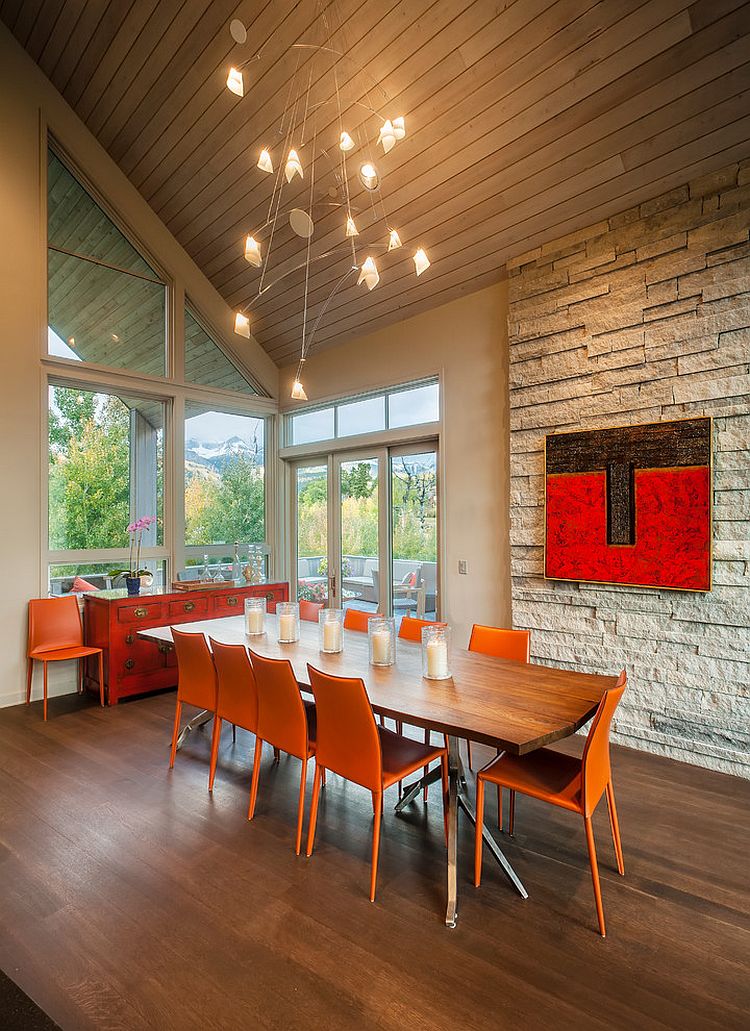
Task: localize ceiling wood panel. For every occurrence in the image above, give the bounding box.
[5,0,750,366]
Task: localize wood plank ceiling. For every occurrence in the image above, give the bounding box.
[3,0,750,366]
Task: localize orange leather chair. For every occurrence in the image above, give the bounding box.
[299,600,324,623]
[466,624,531,771]
[343,609,381,632]
[27,596,105,719]
[247,649,317,854]
[208,640,258,792]
[170,628,219,771]
[475,671,627,937]
[305,664,449,901]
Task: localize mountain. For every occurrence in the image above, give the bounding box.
[185,435,264,472]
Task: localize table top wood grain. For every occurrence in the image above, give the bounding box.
[139,615,619,755]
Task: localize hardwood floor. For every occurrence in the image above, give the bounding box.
[0,692,747,1030]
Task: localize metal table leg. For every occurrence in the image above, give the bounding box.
[175,709,213,749]
[445,735,460,927]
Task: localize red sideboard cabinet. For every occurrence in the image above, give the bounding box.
[83,582,289,705]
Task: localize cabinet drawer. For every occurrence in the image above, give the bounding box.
[261,586,287,612]
[168,597,210,620]
[116,602,166,625]
[211,592,243,615]
[117,638,166,677]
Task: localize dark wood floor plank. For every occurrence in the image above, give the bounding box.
[0,694,748,1030]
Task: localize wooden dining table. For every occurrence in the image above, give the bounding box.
[139,613,619,927]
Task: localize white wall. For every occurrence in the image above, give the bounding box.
[279,282,511,646]
[0,24,276,708]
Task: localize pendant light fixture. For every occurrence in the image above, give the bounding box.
[357,256,380,291]
[388,229,402,250]
[257,149,273,173]
[378,119,396,154]
[244,235,262,267]
[339,131,355,152]
[291,358,308,400]
[346,214,359,237]
[359,162,379,190]
[393,116,405,140]
[226,67,244,97]
[285,148,303,183]
[413,248,431,276]
[233,312,251,337]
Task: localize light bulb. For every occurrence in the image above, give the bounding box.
[388,229,402,250]
[339,131,355,152]
[393,116,405,140]
[346,215,359,237]
[285,148,303,183]
[379,119,396,154]
[357,256,380,291]
[359,162,379,190]
[413,248,430,276]
[257,149,273,173]
[234,312,251,337]
[291,379,308,401]
[244,235,262,267]
[226,67,244,97]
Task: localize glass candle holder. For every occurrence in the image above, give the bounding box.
[368,616,396,667]
[277,601,300,643]
[319,608,344,654]
[422,624,452,680]
[244,596,266,636]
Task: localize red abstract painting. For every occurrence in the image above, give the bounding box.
[545,419,711,591]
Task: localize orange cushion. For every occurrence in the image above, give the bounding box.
[71,576,98,592]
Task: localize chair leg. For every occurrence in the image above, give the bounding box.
[606,781,625,875]
[306,765,323,857]
[26,658,33,704]
[497,785,503,831]
[440,754,449,845]
[370,792,383,902]
[423,727,430,802]
[584,815,606,937]
[232,723,236,743]
[248,738,264,820]
[273,746,280,762]
[169,700,182,769]
[474,776,485,887]
[43,662,48,722]
[77,659,82,695]
[294,757,309,855]
[97,651,105,706]
[508,789,516,836]
[208,716,222,793]
[466,737,473,771]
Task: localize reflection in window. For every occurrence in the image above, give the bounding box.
[47,149,166,377]
[184,403,265,549]
[184,308,257,394]
[48,385,165,551]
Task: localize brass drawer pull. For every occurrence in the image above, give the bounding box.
[265,591,275,601]
[157,642,171,654]
[134,607,148,618]
[184,601,195,613]
[124,659,135,670]
[125,633,134,645]
[226,596,239,607]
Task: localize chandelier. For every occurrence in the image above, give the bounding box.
[225,7,432,401]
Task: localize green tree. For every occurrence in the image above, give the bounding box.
[341,462,375,499]
[185,457,265,545]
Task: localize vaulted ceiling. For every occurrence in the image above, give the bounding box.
[3,0,750,365]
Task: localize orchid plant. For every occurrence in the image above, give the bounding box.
[127,515,156,577]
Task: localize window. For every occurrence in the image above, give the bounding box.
[287,378,439,446]
[183,403,265,571]
[47,384,166,592]
[184,308,257,394]
[47,149,167,377]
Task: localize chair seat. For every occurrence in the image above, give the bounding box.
[479,747,583,813]
[378,725,446,788]
[29,645,101,662]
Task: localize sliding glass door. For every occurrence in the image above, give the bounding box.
[291,442,438,623]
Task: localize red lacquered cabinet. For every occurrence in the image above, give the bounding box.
[83,582,289,704]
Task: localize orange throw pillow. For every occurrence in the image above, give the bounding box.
[72,576,98,592]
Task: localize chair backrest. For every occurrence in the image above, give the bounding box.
[343,609,381,633]
[299,599,324,623]
[581,670,627,816]
[171,628,218,711]
[307,664,382,791]
[468,625,531,663]
[210,639,258,732]
[398,616,447,643]
[28,596,84,654]
[248,650,309,759]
